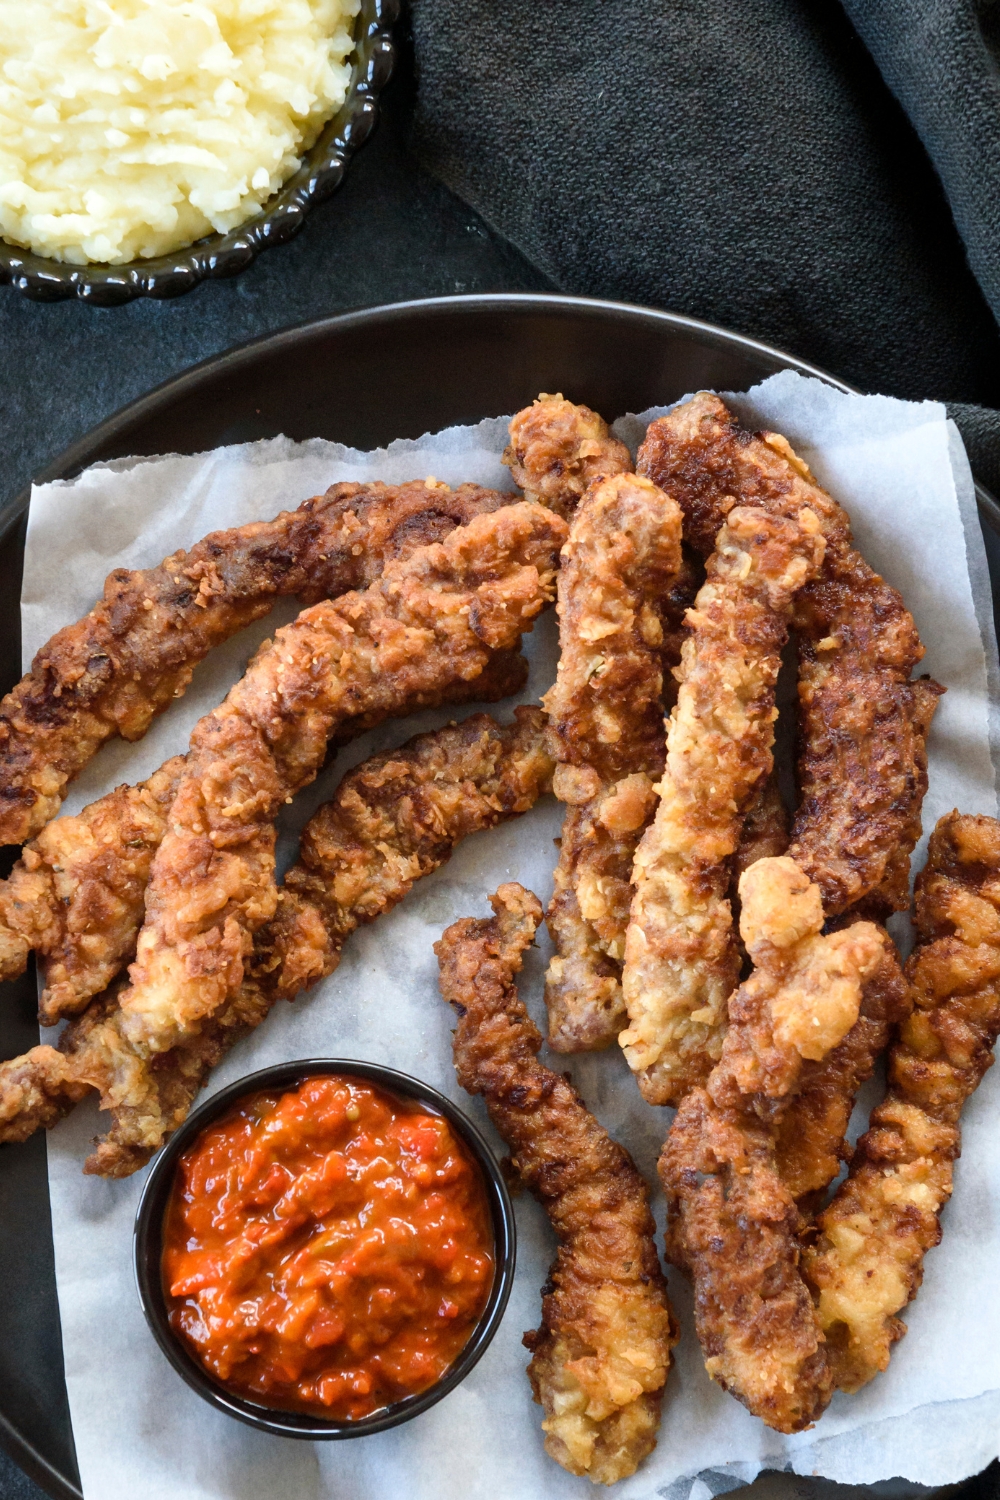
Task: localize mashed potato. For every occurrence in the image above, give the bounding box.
[0,0,359,264]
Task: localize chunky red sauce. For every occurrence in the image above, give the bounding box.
[162,1075,495,1420]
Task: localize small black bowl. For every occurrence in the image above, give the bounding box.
[133,1057,516,1439]
[0,0,397,306]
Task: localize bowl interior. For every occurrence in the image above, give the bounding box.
[133,1058,516,1439]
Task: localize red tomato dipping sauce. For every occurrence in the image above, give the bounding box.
[161,1075,495,1421]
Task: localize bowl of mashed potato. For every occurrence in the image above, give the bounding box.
[0,0,395,304]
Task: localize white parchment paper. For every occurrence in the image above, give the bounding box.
[21,373,1000,1500]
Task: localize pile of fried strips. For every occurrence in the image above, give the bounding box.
[1,390,997,1485]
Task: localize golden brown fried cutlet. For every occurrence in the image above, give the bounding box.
[664,1091,827,1434]
[0,755,187,1018]
[436,883,675,1486]
[803,812,1000,1391]
[277,706,554,987]
[0,1045,89,1143]
[709,859,887,1119]
[0,708,554,1174]
[661,857,886,1433]
[774,928,910,1209]
[94,502,561,1059]
[732,768,790,893]
[0,480,511,848]
[504,394,632,518]
[619,505,826,1105]
[542,472,684,1053]
[0,649,528,1024]
[638,393,943,916]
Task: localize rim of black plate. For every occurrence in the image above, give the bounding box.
[0,0,399,306]
[1,293,998,535]
[0,1408,79,1500]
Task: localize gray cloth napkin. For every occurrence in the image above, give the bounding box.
[409,0,1000,484]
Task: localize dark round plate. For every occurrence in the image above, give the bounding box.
[0,293,996,1500]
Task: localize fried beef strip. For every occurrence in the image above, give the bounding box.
[0,1045,89,1143]
[661,857,886,1433]
[114,503,564,1059]
[0,755,187,1018]
[436,884,675,1485]
[774,930,910,1210]
[274,707,554,991]
[709,859,887,1117]
[619,505,826,1105]
[0,649,528,1024]
[664,1094,827,1435]
[732,768,790,892]
[638,393,943,916]
[504,394,632,518]
[0,708,554,1173]
[802,812,1000,1391]
[0,480,510,848]
[542,472,684,1053]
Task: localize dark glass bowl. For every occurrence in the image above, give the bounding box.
[0,0,397,307]
[133,1057,516,1439]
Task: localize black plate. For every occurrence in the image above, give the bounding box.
[1,293,998,1500]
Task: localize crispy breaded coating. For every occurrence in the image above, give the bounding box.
[276,707,555,986]
[661,857,884,1433]
[774,936,909,1208]
[732,768,790,892]
[326,646,528,748]
[0,648,528,1024]
[838,676,942,922]
[108,502,563,1058]
[710,858,887,1117]
[619,506,826,1105]
[435,884,675,1485]
[731,768,791,951]
[662,1091,828,1433]
[0,757,186,1020]
[802,812,1000,1391]
[543,787,657,1055]
[504,395,632,518]
[542,472,683,1053]
[543,474,682,788]
[793,600,943,917]
[0,480,509,847]
[638,393,942,916]
[541,552,703,1055]
[0,1045,88,1142]
[0,709,554,1172]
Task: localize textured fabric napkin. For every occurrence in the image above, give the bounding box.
[408,0,1000,497]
